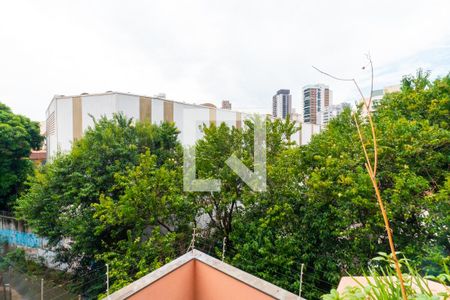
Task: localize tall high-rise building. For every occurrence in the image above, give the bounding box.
[302,84,332,125]
[272,89,292,119]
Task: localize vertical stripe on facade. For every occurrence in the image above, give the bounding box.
[209,108,216,126]
[139,96,152,122]
[72,96,82,140]
[236,112,242,129]
[163,101,174,122]
[311,89,317,124]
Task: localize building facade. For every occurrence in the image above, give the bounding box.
[46,92,322,160]
[323,102,351,125]
[302,84,332,125]
[272,89,292,119]
[221,100,232,110]
[45,92,247,160]
[362,84,401,116]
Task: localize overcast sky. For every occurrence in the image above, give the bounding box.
[1,0,450,121]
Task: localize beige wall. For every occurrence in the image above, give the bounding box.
[236,112,242,129]
[139,96,152,122]
[209,108,216,126]
[72,97,82,140]
[164,101,174,122]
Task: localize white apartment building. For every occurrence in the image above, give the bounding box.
[361,84,401,116]
[323,102,351,125]
[372,84,401,108]
[46,92,321,160]
[302,84,333,125]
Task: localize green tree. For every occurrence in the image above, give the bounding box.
[15,71,449,300]
[16,114,180,297]
[191,122,245,243]
[191,117,299,245]
[0,102,43,209]
[93,151,193,293]
[230,111,364,299]
[230,71,450,299]
[375,71,450,267]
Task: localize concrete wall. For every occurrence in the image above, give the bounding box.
[174,103,209,146]
[46,99,57,158]
[288,122,322,145]
[0,216,45,249]
[152,98,165,124]
[216,108,237,128]
[116,94,140,121]
[0,215,68,270]
[82,94,119,131]
[56,97,73,152]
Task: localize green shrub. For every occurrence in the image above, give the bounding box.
[322,253,450,300]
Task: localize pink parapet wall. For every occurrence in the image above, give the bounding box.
[195,260,275,300]
[128,261,195,300]
[128,260,274,300]
[109,250,300,300]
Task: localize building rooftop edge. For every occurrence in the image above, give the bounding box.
[50,92,248,115]
[108,249,301,300]
[302,84,329,90]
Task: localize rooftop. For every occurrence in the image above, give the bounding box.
[108,249,301,300]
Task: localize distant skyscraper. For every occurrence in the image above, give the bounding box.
[221,100,232,110]
[302,84,332,125]
[272,89,292,119]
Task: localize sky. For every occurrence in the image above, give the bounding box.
[1,0,450,121]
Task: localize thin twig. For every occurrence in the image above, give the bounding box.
[353,114,371,167]
[312,66,354,82]
[366,53,374,110]
[365,54,378,176]
[313,63,378,175]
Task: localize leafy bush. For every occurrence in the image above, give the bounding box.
[322,253,450,300]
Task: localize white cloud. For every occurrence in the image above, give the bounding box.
[0,0,449,120]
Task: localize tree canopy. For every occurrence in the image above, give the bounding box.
[16,71,450,299]
[0,102,42,209]
[16,114,181,297]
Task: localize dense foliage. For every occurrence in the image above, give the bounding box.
[0,102,42,209]
[16,71,450,299]
[16,114,181,297]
